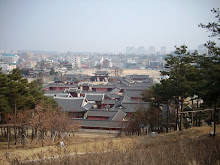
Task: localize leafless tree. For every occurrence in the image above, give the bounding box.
[111,66,123,77]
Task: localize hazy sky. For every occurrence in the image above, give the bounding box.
[0,0,219,53]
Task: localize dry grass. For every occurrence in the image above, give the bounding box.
[75,69,161,79]
[5,135,220,165]
[0,132,136,165]
[1,125,220,165]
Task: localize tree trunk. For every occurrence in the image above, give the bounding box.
[7,126,10,149]
[196,112,198,127]
[191,112,193,128]
[176,99,179,131]
[26,127,28,138]
[179,97,184,131]
[14,126,17,145]
[213,103,217,138]
[31,127,34,141]
[22,127,25,148]
[14,93,17,145]
[166,100,169,133]
[41,130,44,147]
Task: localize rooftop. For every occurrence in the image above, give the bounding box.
[85,93,104,102]
[125,89,144,98]
[2,54,18,57]
[73,119,126,129]
[94,71,110,75]
[55,97,86,112]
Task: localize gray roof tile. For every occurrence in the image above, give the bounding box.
[121,102,149,113]
[94,71,110,75]
[45,93,70,98]
[86,110,117,118]
[55,97,86,112]
[73,119,126,129]
[111,110,126,121]
[47,83,78,88]
[101,99,116,105]
[125,90,144,98]
[85,94,104,101]
[82,101,95,110]
[92,85,116,89]
[110,87,120,95]
[78,82,93,87]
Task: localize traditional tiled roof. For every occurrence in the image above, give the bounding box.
[69,88,82,93]
[45,93,70,98]
[111,110,126,121]
[101,99,116,105]
[82,101,96,110]
[86,110,117,118]
[94,71,110,75]
[65,74,92,83]
[108,76,123,80]
[120,86,149,90]
[73,119,127,129]
[78,82,93,87]
[107,94,120,99]
[129,83,152,87]
[85,93,104,102]
[92,85,116,89]
[130,74,149,79]
[45,83,78,88]
[121,102,149,113]
[121,75,153,87]
[121,80,130,86]
[81,91,111,96]
[110,87,120,95]
[53,77,62,82]
[125,90,144,98]
[122,95,136,103]
[106,81,126,86]
[55,97,86,112]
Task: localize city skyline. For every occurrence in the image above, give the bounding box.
[0,0,219,53]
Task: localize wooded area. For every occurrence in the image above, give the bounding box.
[0,69,79,149]
[130,8,220,136]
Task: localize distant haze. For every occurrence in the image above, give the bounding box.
[0,0,219,53]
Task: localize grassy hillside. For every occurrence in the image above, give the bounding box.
[1,125,220,165]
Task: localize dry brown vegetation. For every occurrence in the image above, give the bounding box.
[1,125,220,165]
[78,69,161,79]
[4,135,220,165]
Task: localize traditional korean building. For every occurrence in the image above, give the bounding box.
[92,85,116,92]
[92,71,110,82]
[85,93,104,109]
[78,82,93,91]
[43,73,155,131]
[55,97,86,118]
[43,83,77,91]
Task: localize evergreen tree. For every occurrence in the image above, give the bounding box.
[198,8,220,137]
[161,46,196,130]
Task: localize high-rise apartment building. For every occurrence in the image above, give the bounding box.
[67,53,81,70]
[2,54,19,64]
